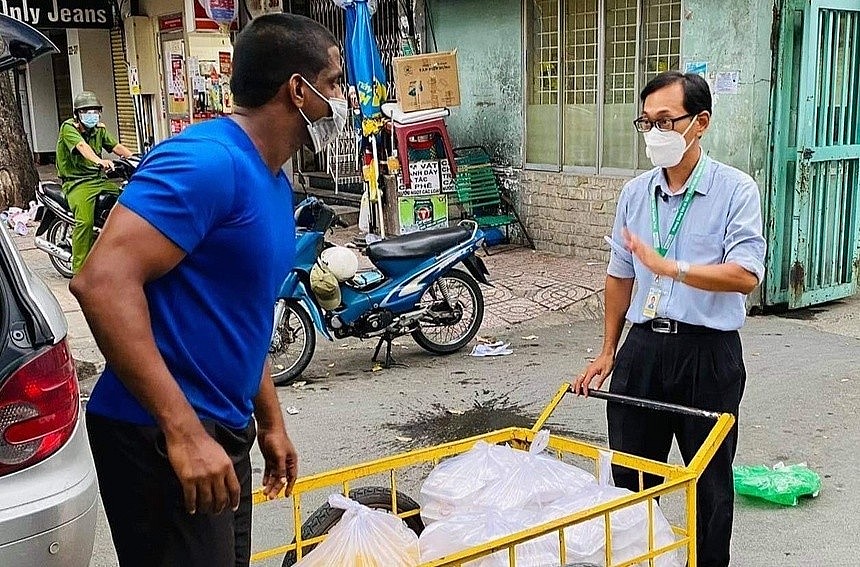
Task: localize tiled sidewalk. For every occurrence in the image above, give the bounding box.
[479,246,606,328]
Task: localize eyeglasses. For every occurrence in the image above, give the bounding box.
[633,113,694,133]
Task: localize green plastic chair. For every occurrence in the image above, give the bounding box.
[453,146,535,252]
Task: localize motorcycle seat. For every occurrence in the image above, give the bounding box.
[367,225,472,262]
[40,182,68,209]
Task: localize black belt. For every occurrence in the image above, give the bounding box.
[633,318,724,335]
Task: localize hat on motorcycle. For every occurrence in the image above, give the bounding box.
[73,90,102,112]
[310,263,341,311]
[319,246,358,282]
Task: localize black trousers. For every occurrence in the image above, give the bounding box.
[87,412,256,567]
[607,325,745,567]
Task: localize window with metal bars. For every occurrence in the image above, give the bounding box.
[530,0,560,106]
[298,0,401,97]
[526,0,681,172]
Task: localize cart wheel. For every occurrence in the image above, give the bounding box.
[281,486,424,566]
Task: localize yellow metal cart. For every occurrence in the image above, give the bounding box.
[251,383,735,567]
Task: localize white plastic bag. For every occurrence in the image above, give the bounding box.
[534,451,683,567]
[469,430,597,511]
[535,486,681,567]
[420,432,596,524]
[294,494,420,567]
[358,189,370,233]
[419,508,559,567]
[4,201,39,236]
[419,440,522,524]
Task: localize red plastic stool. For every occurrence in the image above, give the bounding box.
[394,118,458,188]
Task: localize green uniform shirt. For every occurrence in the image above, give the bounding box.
[56,118,119,183]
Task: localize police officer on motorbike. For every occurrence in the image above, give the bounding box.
[56,90,134,273]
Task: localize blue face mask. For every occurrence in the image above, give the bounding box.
[79,112,100,129]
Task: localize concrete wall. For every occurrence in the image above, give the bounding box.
[67,29,120,139]
[682,0,775,188]
[427,0,524,166]
[24,54,60,153]
[141,0,184,17]
[138,0,193,142]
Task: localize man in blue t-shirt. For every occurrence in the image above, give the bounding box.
[70,14,347,567]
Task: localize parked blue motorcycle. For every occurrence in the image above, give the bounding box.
[269,196,491,385]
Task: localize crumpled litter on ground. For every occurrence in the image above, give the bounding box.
[469,341,513,357]
[1,201,39,236]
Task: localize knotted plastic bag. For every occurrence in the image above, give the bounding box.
[733,462,821,506]
[294,494,419,567]
[468,430,597,511]
[419,440,522,524]
[418,508,559,567]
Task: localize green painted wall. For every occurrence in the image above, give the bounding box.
[681,0,775,187]
[427,0,524,166]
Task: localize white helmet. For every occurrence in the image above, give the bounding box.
[320,246,358,282]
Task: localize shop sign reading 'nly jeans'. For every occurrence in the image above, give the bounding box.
[0,0,114,29]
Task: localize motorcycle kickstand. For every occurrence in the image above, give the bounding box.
[372,333,408,369]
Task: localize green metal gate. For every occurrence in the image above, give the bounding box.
[767,0,860,308]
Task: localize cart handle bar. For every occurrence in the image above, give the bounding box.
[582,387,722,421]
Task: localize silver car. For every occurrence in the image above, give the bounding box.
[0,15,98,566]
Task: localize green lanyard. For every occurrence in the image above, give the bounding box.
[650,157,708,257]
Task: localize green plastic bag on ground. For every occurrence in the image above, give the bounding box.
[733,462,821,506]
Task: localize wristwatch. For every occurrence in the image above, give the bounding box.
[676,260,690,282]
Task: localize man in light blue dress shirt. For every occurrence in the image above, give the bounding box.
[574,71,766,567]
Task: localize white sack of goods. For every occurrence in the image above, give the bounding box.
[294,494,420,567]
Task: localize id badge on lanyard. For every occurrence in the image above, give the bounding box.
[642,158,707,319]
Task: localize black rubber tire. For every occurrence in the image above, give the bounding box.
[281,486,424,566]
[411,268,484,355]
[46,218,74,279]
[270,301,316,386]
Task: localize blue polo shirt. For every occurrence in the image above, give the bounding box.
[606,154,766,331]
[87,118,295,429]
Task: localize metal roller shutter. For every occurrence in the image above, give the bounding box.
[110,27,139,153]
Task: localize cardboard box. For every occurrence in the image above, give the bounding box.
[393,51,460,113]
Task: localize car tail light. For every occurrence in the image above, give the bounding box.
[0,340,79,476]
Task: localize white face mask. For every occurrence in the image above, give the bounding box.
[643,116,699,168]
[299,77,348,154]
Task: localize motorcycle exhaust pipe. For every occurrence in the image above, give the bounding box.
[34,237,72,263]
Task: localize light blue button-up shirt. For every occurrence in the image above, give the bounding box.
[606,154,766,331]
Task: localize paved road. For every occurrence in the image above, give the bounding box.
[10,228,860,566]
